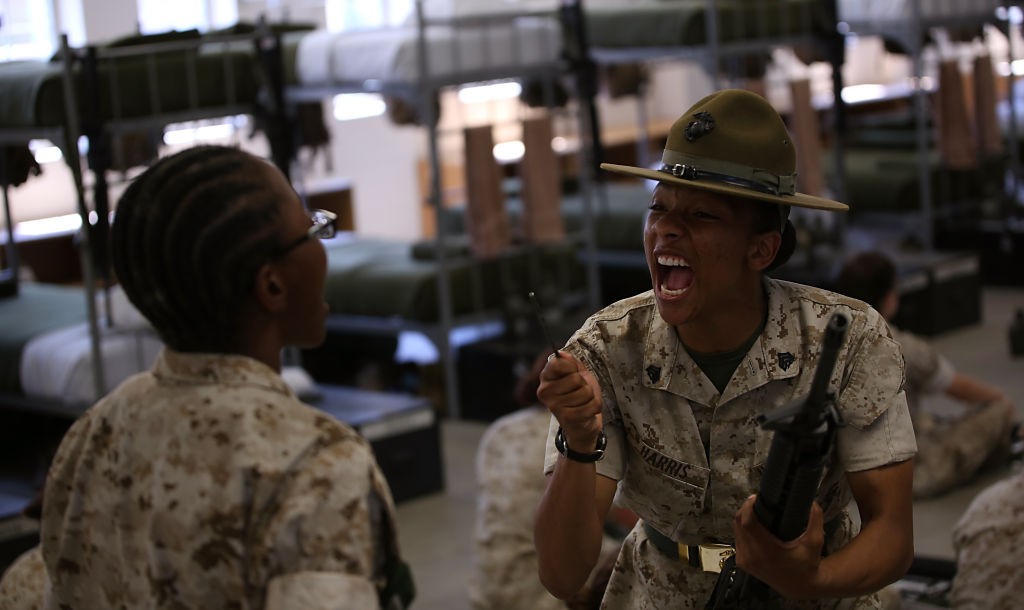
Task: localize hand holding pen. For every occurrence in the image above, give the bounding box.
[530,292,603,449]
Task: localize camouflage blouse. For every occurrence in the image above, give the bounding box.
[951,471,1024,609]
[544,279,917,609]
[469,407,568,610]
[37,349,402,610]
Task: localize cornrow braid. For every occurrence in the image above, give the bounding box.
[835,251,896,311]
[111,145,285,352]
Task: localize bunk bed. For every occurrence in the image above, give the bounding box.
[0,27,339,540]
[829,0,1019,283]
[0,29,270,419]
[568,0,831,69]
[0,34,107,417]
[263,1,598,418]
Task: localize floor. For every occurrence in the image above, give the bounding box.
[393,285,1024,610]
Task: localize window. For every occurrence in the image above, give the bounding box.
[0,0,56,61]
[325,0,412,31]
[136,0,237,34]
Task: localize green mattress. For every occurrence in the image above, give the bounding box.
[0,283,87,394]
[823,144,1007,215]
[583,0,828,49]
[322,237,583,323]
[0,33,262,129]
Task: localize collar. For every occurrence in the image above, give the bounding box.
[641,279,804,406]
[152,348,294,397]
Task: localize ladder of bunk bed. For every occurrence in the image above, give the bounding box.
[412,0,461,419]
[414,0,601,418]
[58,34,108,403]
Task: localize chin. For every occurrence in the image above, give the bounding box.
[653,294,695,327]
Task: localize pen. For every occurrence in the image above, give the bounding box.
[528,291,561,358]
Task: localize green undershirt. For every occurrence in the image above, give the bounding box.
[686,315,767,394]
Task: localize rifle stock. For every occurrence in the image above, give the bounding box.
[706,312,849,609]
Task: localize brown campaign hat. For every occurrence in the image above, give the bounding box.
[601,89,848,212]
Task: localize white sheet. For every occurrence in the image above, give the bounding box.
[837,0,1001,23]
[295,17,561,86]
[19,322,163,405]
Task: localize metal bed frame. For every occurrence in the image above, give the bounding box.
[0,29,269,415]
[833,0,1021,252]
[265,1,602,419]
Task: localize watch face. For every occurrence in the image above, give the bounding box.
[556,427,607,463]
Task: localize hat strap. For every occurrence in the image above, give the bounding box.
[660,151,797,197]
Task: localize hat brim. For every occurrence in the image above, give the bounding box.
[600,163,849,212]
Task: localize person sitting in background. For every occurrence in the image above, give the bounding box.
[469,350,635,610]
[0,145,413,610]
[835,250,1021,498]
[949,466,1024,609]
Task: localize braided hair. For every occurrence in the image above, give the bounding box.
[111,145,285,353]
[834,251,897,311]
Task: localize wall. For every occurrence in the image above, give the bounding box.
[308,110,424,240]
[60,0,139,45]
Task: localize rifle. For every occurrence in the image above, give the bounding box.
[706,312,849,610]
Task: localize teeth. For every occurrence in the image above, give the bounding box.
[657,255,688,267]
[659,284,688,297]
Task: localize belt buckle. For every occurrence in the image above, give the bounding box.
[698,543,735,574]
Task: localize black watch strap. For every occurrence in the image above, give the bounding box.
[555,427,607,463]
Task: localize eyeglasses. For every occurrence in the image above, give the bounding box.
[273,208,337,259]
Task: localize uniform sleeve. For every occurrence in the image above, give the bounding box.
[258,430,399,610]
[950,474,1024,609]
[472,415,567,610]
[835,312,917,472]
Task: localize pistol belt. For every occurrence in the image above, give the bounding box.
[642,521,735,574]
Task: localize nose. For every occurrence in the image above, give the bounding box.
[648,210,685,240]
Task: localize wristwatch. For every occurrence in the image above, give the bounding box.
[555,427,607,463]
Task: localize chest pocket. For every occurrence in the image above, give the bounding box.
[620,437,709,536]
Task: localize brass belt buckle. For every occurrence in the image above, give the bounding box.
[698,543,735,574]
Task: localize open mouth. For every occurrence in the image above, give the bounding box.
[656,255,694,298]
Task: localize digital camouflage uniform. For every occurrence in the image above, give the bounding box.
[21,349,406,610]
[0,547,47,610]
[891,327,1015,498]
[470,407,568,610]
[544,279,918,610]
[950,470,1024,609]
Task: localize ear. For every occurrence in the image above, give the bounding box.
[253,262,289,313]
[880,289,900,320]
[747,231,782,272]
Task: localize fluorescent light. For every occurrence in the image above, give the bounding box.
[15,213,82,238]
[998,59,1024,77]
[163,117,240,146]
[333,93,387,121]
[29,140,64,164]
[457,82,522,104]
[841,83,888,104]
[493,140,525,163]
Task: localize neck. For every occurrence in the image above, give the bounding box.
[677,282,767,354]
[231,314,284,372]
